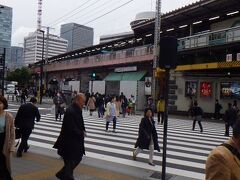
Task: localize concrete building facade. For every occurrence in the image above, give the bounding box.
[60,23,93,51]
[24,31,68,66]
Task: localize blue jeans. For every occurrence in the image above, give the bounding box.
[98,105,104,118]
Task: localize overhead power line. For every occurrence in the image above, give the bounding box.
[47,0,96,26]
[70,0,122,23]
[84,0,134,25]
[59,0,135,36]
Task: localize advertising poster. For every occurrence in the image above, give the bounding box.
[145,77,152,95]
[200,82,212,97]
[185,81,197,97]
[220,82,232,98]
[220,82,240,99]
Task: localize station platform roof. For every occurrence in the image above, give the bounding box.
[132,0,240,34]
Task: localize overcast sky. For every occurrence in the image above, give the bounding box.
[1,0,198,46]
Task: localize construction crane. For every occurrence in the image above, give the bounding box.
[37,0,42,30]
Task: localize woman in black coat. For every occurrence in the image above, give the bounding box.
[133,108,160,166]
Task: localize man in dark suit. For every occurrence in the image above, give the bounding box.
[54,93,86,180]
[15,97,41,157]
[224,103,237,136]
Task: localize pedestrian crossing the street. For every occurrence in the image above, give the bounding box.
[7,108,230,179]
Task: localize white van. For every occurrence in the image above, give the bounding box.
[6,84,15,94]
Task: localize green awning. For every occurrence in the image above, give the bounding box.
[104,71,146,81]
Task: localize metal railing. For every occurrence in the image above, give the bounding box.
[46,26,240,70]
[48,45,154,68]
[178,26,240,50]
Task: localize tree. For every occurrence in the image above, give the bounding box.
[6,67,31,86]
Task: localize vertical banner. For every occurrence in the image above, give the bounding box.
[145,77,152,95]
[185,81,197,97]
[200,82,212,97]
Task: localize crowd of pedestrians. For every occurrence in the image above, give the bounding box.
[1,86,240,179]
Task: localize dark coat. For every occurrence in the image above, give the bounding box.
[215,103,222,113]
[192,106,203,117]
[15,103,41,129]
[135,117,160,152]
[225,108,237,125]
[53,104,86,160]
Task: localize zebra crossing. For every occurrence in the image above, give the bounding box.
[7,108,230,179]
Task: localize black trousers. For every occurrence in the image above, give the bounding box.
[192,119,203,132]
[106,117,116,130]
[0,133,12,180]
[225,123,233,136]
[157,111,164,124]
[214,111,221,120]
[56,157,82,180]
[56,108,62,120]
[17,128,32,153]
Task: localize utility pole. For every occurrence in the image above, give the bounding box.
[0,48,5,96]
[38,29,45,104]
[152,0,162,101]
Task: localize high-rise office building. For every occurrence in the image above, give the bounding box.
[0,4,12,67]
[24,31,68,65]
[10,46,24,70]
[60,23,94,52]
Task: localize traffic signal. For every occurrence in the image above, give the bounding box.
[159,36,177,69]
[90,71,96,80]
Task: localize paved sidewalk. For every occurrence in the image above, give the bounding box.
[12,152,142,180]
[11,145,197,180]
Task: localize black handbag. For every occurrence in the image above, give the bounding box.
[15,128,21,140]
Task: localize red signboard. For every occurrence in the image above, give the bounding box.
[200,82,212,97]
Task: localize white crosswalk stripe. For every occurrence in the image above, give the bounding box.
[7,109,230,179]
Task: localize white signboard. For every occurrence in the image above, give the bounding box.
[237,53,240,61]
[226,54,232,62]
[89,81,106,94]
[120,81,137,100]
[114,66,137,73]
[69,81,80,92]
[145,77,152,95]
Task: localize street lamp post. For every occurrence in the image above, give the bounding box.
[38,29,44,104]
